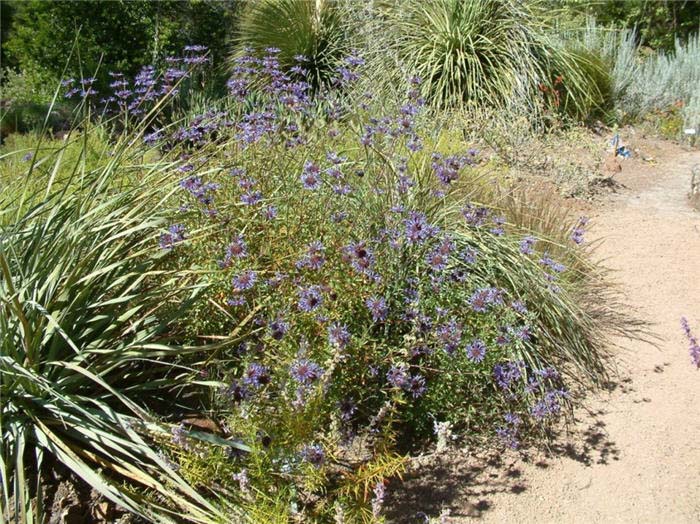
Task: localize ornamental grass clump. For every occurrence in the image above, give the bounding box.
[375,0,608,120]
[129,48,612,520]
[234,0,352,93]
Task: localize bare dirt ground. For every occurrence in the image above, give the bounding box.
[388,137,700,523]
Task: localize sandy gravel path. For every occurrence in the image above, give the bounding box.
[389,145,700,523]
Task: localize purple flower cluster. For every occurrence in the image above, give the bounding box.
[493,361,524,393]
[425,236,455,272]
[436,318,462,355]
[243,363,271,389]
[269,317,290,340]
[64,47,209,115]
[496,412,522,449]
[571,216,589,245]
[366,296,388,322]
[290,358,323,384]
[228,48,312,117]
[232,270,257,292]
[530,389,567,421]
[159,224,186,250]
[300,161,322,190]
[404,211,439,245]
[300,443,325,467]
[680,317,700,368]
[465,338,487,363]
[220,235,248,268]
[386,364,427,398]
[431,152,475,185]
[343,240,377,278]
[462,204,490,227]
[468,286,504,313]
[539,253,566,274]
[296,241,325,270]
[519,235,536,255]
[298,286,324,312]
[328,322,351,350]
[180,175,221,207]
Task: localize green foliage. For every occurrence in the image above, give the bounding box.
[383,0,550,110]
[550,46,614,122]
[235,0,352,92]
[0,128,240,522]
[2,0,238,89]
[129,56,613,518]
[0,8,629,519]
[551,0,700,51]
[0,64,71,138]
[373,0,610,123]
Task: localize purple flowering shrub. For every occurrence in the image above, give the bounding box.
[75,49,606,519]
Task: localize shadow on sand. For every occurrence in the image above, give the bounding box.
[385,410,621,522]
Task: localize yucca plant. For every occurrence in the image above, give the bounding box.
[382,0,553,109]
[234,0,352,92]
[0,135,243,522]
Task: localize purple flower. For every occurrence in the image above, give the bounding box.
[328,322,350,349]
[531,390,566,421]
[519,236,536,255]
[436,319,462,355]
[513,325,532,342]
[220,235,248,267]
[386,364,409,388]
[263,205,278,220]
[431,153,471,185]
[223,380,250,403]
[405,374,427,398]
[343,240,376,276]
[300,443,325,467]
[404,211,438,245]
[493,361,523,391]
[297,241,325,270]
[290,358,323,384]
[536,367,559,380]
[496,416,520,450]
[459,246,478,264]
[425,252,448,272]
[269,317,289,340]
[462,204,490,226]
[490,216,506,236]
[468,287,504,313]
[232,270,257,291]
[571,216,589,245]
[365,296,388,322]
[298,285,324,312]
[681,317,700,368]
[539,253,566,273]
[241,190,263,205]
[243,363,270,388]
[300,160,321,190]
[226,296,247,307]
[465,339,487,363]
[144,129,162,145]
[511,300,528,314]
[159,224,186,250]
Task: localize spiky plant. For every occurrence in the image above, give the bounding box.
[382,0,553,109]
[0,133,245,522]
[234,0,351,92]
